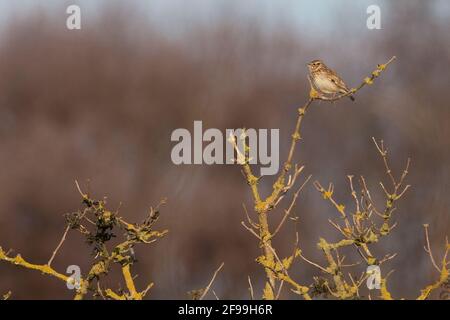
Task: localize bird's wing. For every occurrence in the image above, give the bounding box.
[328,72,350,92]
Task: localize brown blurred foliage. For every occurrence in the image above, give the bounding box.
[0,1,449,299]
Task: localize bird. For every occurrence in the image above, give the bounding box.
[307,60,355,101]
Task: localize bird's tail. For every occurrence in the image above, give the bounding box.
[340,88,355,102]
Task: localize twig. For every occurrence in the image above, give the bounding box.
[241,221,261,240]
[199,262,225,300]
[96,282,106,300]
[348,176,360,214]
[75,180,87,199]
[299,252,329,274]
[140,283,154,299]
[47,224,71,267]
[379,253,398,265]
[423,225,441,272]
[243,204,259,230]
[275,280,284,300]
[272,175,311,239]
[248,276,254,300]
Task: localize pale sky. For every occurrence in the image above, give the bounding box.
[0,0,448,36]
[0,0,383,29]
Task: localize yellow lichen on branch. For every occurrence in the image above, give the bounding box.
[235,57,398,300]
[0,184,167,300]
[312,139,448,300]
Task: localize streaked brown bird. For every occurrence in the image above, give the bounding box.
[307,60,355,101]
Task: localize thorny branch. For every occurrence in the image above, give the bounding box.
[312,139,448,300]
[0,182,168,300]
[233,57,398,299]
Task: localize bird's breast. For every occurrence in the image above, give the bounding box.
[313,74,339,94]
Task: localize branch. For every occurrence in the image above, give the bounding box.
[0,246,87,298]
[272,175,311,239]
[311,56,397,102]
[47,224,71,267]
[199,262,225,300]
[248,276,255,300]
[423,224,441,272]
[235,56,397,300]
[417,231,449,300]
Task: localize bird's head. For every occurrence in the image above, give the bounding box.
[307,59,325,72]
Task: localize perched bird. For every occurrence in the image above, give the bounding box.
[307,60,355,101]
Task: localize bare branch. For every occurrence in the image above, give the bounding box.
[248,276,255,300]
[423,225,441,272]
[47,224,71,267]
[199,262,225,300]
[272,175,311,239]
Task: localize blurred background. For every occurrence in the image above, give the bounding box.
[0,0,449,299]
